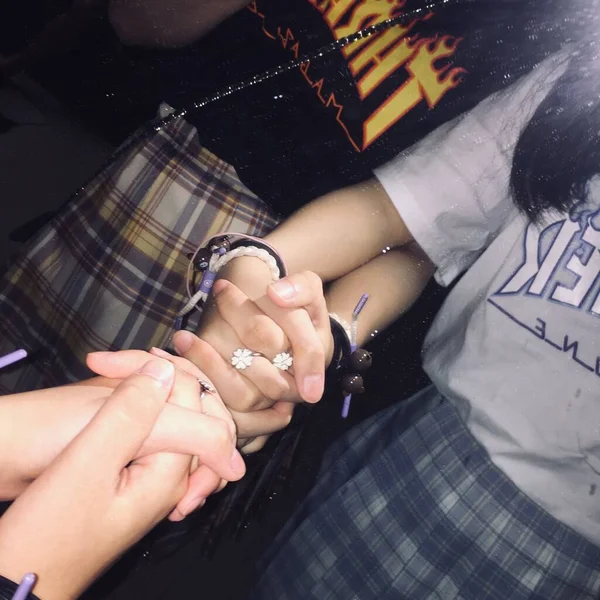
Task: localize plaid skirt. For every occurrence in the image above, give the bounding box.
[250,386,600,600]
[0,112,279,393]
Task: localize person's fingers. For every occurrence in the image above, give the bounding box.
[169,465,221,521]
[149,365,243,482]
[229,403,294,440]
[86,349,154,379]
[172,332,300,411]
[124,358,201,503]
[169,467,231,521]
[88,348,206,383]
[240,435,270,454]
[90,348,240,447]
[64,359,175,476]
[127,361,242,512]
[140,404,245,481]
[126,450,191,519]
[173,331,265,410]
[268,271,330,331]
[212,279,288,356]
[192,320,294,403]
[210,279,326,404]
[266,272,331,401]
[92,350,244,482]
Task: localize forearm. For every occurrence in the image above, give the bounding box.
[109,0,249,47]
[326,243,434,347]
[212,180,413,329]
[265,180,412,283]
[0,388,103,499]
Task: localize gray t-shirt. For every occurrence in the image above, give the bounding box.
[375,50,600,545]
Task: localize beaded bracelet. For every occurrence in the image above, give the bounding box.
[328,295,373,418]
[176,232,288,329]
[177,234,373,418]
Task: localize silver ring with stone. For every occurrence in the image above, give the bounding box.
[198,379,216,398]
[231,348,262,371]
[272,351,293,371]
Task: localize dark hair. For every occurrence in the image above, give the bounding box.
[511,29,600,221]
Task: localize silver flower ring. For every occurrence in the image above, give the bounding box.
[272,352,293,371]
[231,348,262,370]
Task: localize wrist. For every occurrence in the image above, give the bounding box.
[217,255,275,299]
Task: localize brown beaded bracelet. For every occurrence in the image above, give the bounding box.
[327,303,373,418]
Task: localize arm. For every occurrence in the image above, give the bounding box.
[0,355,243,501]
[109,0,249,47]
[325,242,434,347]
[217,180,414,312]
[0,387,107,499]
[265,180,413,281]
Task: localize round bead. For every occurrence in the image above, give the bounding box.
[341,373,365,395]
[348,349,372,372]
[211,237,231,253]
[194,248,212,271]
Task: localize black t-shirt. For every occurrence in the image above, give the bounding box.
[127,0,567,217]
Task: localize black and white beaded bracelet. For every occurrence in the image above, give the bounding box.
[176,232,288,329]
[328,294,373,418]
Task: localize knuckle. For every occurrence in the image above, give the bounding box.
[247,394,272,411]
[119,379,159,410]
[171,355,202,377]
[301,270,323,293]
[243,315,281,352]
[263,376,290,401]
[211,419,232,448]
[224,388,256,412]
[296,339,325,362]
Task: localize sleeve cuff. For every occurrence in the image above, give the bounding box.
[374,163,467,287]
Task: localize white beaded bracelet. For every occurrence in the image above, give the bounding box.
[328,312,352,342]
[177,233,286,327]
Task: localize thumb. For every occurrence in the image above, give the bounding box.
[267,271,330,331]
[68,359,175,475]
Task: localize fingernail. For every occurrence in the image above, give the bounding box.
[303,374,324,402]
[231,447,245,472]
[269,280,295,301]
[87,351,112,358]
[139,359,174,387]
[172,331,194,355]
[150,347,173,359]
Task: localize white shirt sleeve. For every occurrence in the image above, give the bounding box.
[374,51,570,286]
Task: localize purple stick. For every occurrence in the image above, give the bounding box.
[0,349,27,371]
[341,394,352,419]
[353,293,369,318]
[341,294,370,419]
[11,573,36,600]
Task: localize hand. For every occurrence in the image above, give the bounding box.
[0,359,227,599]
[86,348,245,519]
[174,269,333,452]
[0,351,245,521]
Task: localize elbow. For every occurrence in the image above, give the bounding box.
[108,2,169,47]
[370,179,414,249]
[108,3,145,45]
[108,2,208,48]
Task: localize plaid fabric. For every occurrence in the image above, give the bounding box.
[0,113,279,394]
[251,387,600,600]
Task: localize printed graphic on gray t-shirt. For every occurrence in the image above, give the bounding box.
[423,198,600,545]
